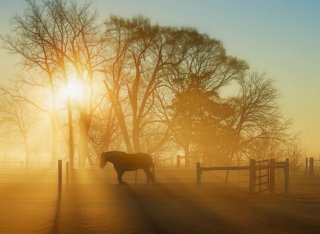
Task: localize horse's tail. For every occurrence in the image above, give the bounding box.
[150,155,155,183]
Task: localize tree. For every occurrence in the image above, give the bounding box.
[171,87,234,165]
[1,0,74,164]
[88,95,118,160]
[1,2,296,167]
[0,83,35,166]
[54,0,107,165]
[227,72,290,163]
[103,16,187,154]
[2,0,106,166]
[168,30,248,165]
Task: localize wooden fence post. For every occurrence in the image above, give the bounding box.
[269,159,275,195]
[58,160,62,196]
[284,158,289,199]
[310,157,314,176]
[177,155,181,168]
[250,159,256,196]
[196,162,201,189]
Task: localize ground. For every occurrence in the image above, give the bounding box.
[0,165,320,233]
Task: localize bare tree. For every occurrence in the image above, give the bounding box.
[2,0,106,166]
[1,1,298,168]
[103,16,188,154]
[1,0,73,164]
[88,94,118,162]
[0,83,35,166]
[53,0,107,165]
[227,72,291,163]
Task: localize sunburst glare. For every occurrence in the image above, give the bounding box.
[57,71,85,105]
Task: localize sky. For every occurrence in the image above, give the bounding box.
[0,0,319,154]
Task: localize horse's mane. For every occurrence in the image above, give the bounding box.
[100,151,126,168]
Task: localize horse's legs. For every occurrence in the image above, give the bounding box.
[116,169,125,185]
[144,168,154,184]
[144,168,150,184]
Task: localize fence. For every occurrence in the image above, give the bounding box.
[4,158,320,200]
[196,159,289,198]
[305,157,320,176]
[0,161,58,183]
[176,155,201,168]
[62,161,196,185]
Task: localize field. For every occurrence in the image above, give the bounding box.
[1,164,320,234]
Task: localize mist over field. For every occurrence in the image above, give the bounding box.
[0,0,320,233]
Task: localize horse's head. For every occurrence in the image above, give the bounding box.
[100,152,110,169]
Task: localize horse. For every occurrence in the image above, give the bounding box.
[100,151,154,185]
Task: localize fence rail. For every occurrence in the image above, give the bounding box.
[306,157,320,176]
[196,159,289,198]
[3,158,320,199]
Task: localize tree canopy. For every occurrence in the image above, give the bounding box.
[0,0,298,167]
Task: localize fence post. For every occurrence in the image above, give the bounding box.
[58,160,62,196]
[310,157,314,176]
[284,158,289,199]
[269,159,275,195]
[196,162,201,189]
[305,157,309,175]
[177,155,181,168]
[250,159,256,196]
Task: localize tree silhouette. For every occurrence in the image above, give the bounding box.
[227,72,290,163]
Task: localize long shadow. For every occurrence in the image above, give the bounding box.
[120,183,244,234]
[118,185,166,234]
[156,183,244,233]
[51,170,87,234]
[52,167,249,233]
[52,191,61,233]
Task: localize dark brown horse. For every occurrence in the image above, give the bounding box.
[100,151,154,185]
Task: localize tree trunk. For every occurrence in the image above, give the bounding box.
[183,145,190,168]
[132,121,140,153]
[67,100,75,167]
[51,114,58,166]
[50,91,58,166]
[114,99,133,153]
[78,113,89,167]
[49,75,58,166]
[22,133,30,168]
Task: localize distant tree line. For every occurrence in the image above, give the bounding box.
[0,0,303,167]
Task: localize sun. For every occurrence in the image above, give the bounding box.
[56,71,84,105]
[65,77,83,102]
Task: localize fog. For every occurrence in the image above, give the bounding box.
[1,163,320,233]
[0,1,319,233]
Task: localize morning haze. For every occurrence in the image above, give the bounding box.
[0,0,319,233]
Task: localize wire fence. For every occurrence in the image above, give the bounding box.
[0,161,320,196]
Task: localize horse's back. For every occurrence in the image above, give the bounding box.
[112,152,153,170]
